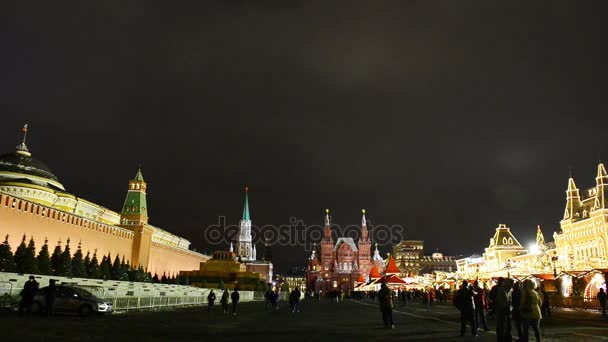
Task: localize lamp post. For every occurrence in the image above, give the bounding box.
[504,258,514,278]
[551,253,559,278]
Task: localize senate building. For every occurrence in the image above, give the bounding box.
[0,126,210,276]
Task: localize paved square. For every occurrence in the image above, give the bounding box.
[1,299,608,341]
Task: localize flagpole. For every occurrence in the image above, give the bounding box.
[22,123,28,145]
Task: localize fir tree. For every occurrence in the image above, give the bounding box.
[87,250,101,279]
[21,236,39,274]
[37,238,52,275]
[50,240,62,276]
[111,254,122,280]
[71,242,86,278]
[58,238,72,277]
[218,279,225,290]
[83,250,91,276]
[0,235,16,272]
[127,264,136,282]
[255,281,264,292]
[146,271,153,283]
[13,234,27,273]
[118,256,129,281]
[160,272,167,284]
[100,253,112,280]
[152,273,159,283]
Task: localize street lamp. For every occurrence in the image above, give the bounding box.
[551,253,559,277]
[504,258,514,278]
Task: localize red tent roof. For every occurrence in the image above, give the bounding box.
[357,273,365,283]
[369,264,381,279]
[383,274,407,284]
[385,255,400,275]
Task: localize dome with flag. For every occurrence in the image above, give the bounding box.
[0,127,65,191]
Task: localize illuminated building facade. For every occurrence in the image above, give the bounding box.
[553,163,608,270]
[306,209,378,293]
[0,127,209,276]
[393,240,456,276]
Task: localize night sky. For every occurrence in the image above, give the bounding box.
[2,2,608,272]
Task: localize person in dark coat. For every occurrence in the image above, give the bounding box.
[269,290,277,310]
[511,282,523,339]
[19,276,39,316]
[541,290,551,317]
[207,290,216,312]
[264,289,272,310]
[598,288,607,317]
[378,282,395,328]
[290,287,301,313]
[220,289,229,314]
[473,280,489,331]
[495,278,513,342]
[455,280,477,337]
[45,279,56,317]
[231,288,240,315]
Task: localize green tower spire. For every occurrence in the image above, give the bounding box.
[134,167,144,181]
[121,168,148,225]
[242,186,250,221]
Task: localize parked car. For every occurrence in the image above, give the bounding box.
[31,285,113,316]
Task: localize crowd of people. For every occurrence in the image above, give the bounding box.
[454,277,548,341]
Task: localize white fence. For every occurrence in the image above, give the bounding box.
[0,272,265,312]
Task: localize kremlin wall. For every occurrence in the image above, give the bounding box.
[0,129,210,276]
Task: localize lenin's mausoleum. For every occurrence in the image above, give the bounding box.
[0,128,209,276]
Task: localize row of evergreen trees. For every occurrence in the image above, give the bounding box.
[0,235,183,284]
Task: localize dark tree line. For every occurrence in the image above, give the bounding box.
[0,235,185,284]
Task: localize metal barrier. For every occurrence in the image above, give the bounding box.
[552,296,601,310]
[0,281,12,296]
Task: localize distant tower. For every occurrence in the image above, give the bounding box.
[357,209,372,276]
[321,209,334,272]
[236,186,253,261]
[120,168,152,270]
[121,168,148,225]
[595,163,608,210]
[563,177,581,221]
[372,243,384,273]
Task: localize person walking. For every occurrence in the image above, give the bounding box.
[264,289,272,310]
[511,282,523,339]
[598,288,607,317]
[473,280,490,331]
[45,279,56,317]
[19,276,39,316]
[520,279,542,342]
[207,290,216,312]
[231,288,240,315]
[292,287,301,313]
[540,290,551,318]
[494,277,513,342]
[378,282,395,329]
[220,289,230,314]
[454,280,477,337]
